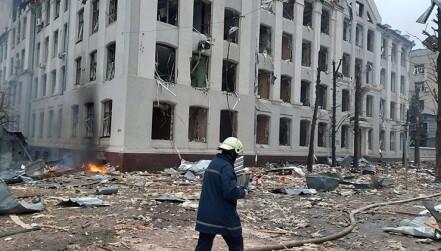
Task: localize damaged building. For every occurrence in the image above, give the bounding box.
[0,0,413,171]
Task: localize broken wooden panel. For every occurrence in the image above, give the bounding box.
[152,102,174,140]
[318,46,328,71]
[224,9,240,43]
[280,76,291,103]
[222,60,237,92]
[279,117,291,146]
[318,84,327,109]
[155,44,176,83]
[341,124,349,148]
[301,40,311,67]
[321,9,330,35]
[299,120,310,146]
[258,70,270,99]
[256,115,270,145]
[281,33,292,61]
[106,42,116,80]
[283,0,294,20]
[188,106,207,142]
[219,110,237,142]
[193,0,211,35]
[317,122,327,147]
[342,89,350,112]
[259,25,272,54]
[300,80,310,106]
[102,100,112,137]
[342,53,350,77]
[191,54,209,88]
[303,1,313,27]
[157,0,178,26]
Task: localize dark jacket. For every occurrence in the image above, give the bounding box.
[195,153,246,237]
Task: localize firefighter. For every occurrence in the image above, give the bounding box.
[195,137,247,251]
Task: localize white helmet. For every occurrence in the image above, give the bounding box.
[218,137,244,155]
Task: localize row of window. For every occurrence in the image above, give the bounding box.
[29,100,112,139]
[76,0,118,42]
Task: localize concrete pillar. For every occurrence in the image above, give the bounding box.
[271,1,283,101]
[176,0,193,86]
[292,0,304,104]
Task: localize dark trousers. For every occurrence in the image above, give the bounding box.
[195,232,244,251]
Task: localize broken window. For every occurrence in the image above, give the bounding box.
[152,102,174,140]
[303,2,312,27]
[108,0,117,24]
[188,106,207,142]
[85,102,94,137]
[283,0,294,20]
[280,76,291,103]
[222,60,237,92]
[61,66,66,92]
[44,37,49,62]
[193,0,211,35]
[391,43,397,63]
[401,50,406,65]
[42,74,47,97]
[47,110,54,138]
[299,120,310,146]
[156,44,175,83]
[224,9,240,43]
[366,62,373,84]
[390,102,396,120]
[367,30,374,52]
[282,33,292,61]
[343,18,351,42]
[390,72,396,92]
[342,53,350,77]
[368,129,373,150]
[413,64,425,75]
[31,113,36,138]
[39,112,44,139]
[301,41,311,67]
[341,125,348,148]
[46,1,50,26]
[318,47,328,71]
[355,58,362,79]
[75,57,81,85]
[355,24,363,47]
[55,0,60,19]
[91,1,102,30]
[219,110,237,142]
[259,25,272,54]
[380,99,385,119]
[300,80,310,106]
[318,122,327,147]
[400,104,405,121]
[90,50,97,81]
[191,54,209,88]
[77,9,84,42]
[33,78,38,99]
[106,43,116,80]
[57,107,62,138]
[419,100,425,111]
[390,131,396,151]
[380,68,385,87]
[318,84,327,109]
[366,95,373,117]
[256,115,270,145]
[258,70,270,99]
[381,38,387,59]
[279,117,291,146]
[400,76,405,94]
[53,30,58,58]
[356,1,364,17]
[342,89,350,112]
[63,23,68,52]
[102,100,112,137]
[157,0,178,26]
[71,105,79,137]
[321,9,329,34]
[51,70,56,94]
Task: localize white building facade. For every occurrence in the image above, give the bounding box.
[0,0,413,171]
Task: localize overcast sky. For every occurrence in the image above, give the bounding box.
[375,0,436,50]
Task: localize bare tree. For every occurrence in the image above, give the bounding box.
[307,68,322,172]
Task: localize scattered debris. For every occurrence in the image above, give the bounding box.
[58,197,109,207]
[0,180,44,215]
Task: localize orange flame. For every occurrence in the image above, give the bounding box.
[83,163,109,174]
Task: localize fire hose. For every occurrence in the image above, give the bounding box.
[246,192,441,251]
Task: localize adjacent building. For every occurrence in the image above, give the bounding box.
[0,0,414,171]
[409,49,438,147]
